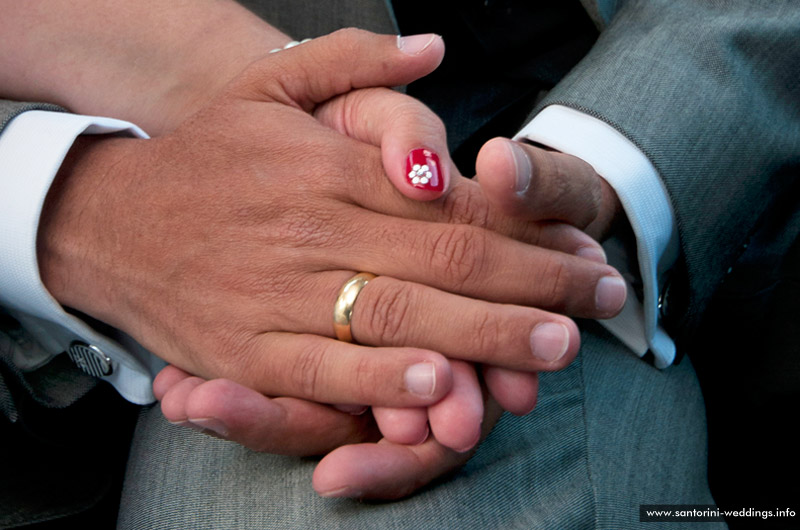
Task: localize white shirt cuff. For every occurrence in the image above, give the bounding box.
[0,110,161,403]
[516,105,679,368]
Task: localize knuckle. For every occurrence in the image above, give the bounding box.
[338,90,371,136]
[532,150,570,207]
[551,159,573,205]
[275,203,341,249]
[530,150,575,210]
[202,328,256,376]
[344,144,386,197]
[428,225,488,288]
[360,281,413,345]
[473,311,505,355]
[549,153,600,228]
[583,165,604,223]
[329,27,369,53]
[236,58,296,104]
[393,98,447,135]
[290,341,327,400]
[351,355,376,401]
[440,185,491,229]
[536,255,571,310]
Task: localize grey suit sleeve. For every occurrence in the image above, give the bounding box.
[0,100,64,130]
[534,0,800,341]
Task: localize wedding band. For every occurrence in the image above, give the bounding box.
[333,272,376,342]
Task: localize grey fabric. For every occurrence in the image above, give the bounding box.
[0,312,97,419]
[533,0,800,345]
[578,0,609,29]
[3,0,798,527]
[0,100,63,131]
[118,325,719,530]
[0,313,111,529]
[690,193,800,512]
[239,0,397,38]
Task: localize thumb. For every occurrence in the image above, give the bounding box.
[476,138,621,240]
[315,87,457,201]
[232,29,444,111]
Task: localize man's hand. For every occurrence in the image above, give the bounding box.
[34,30,626,499]
[154,363,504,500]
[476,138,623,242]
[39,30,622,408]
[144,36,624,496]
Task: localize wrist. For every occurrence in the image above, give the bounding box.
[0,0,291,135]
[37,135,140,327]
[133,9,292,134]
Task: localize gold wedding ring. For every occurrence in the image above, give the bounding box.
[333,272,376,342]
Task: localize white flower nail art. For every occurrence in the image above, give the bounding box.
[408,163,433,185]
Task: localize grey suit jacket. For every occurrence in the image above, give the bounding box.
[1,0,798,525]
[533,0,800,347]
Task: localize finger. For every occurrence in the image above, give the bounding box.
[483,366,539,416]
[314,440,463,500]
[152,364,192,401]
[234,29,444,110]
[327,213,627,319]
[333,404,369,415]
[427,361,483,453]
[372,406,430,445]
[315,87,456,200]
[283,272,580,372]
[476,138,622,240]
[323,138,608,261]
[159,375,205,422]
[205,332,454,407]
[312,399,504,499]
[181,379,378,455]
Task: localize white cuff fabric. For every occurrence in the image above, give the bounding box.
[0,110,161,403]
[516,105,679,368]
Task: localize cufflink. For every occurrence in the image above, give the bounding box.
[67,341,113,377]
[658,283,670,321]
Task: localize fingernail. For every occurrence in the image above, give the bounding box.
[405,362,436,397]
[189,417,230,438]
[397,34,437,55]
[411,425,431,446]
[319,486,362,499]
[575,245,607,264]
[168,419,199,430]
[406,148,443,191]
[453,425,483,453]
[333,404,369,415]
[595,276,627,315]
[529,322,570,362]
[506,140,532,193]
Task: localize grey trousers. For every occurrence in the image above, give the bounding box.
[117,324,722,529]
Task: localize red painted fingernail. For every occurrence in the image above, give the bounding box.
[406,149,443,191]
